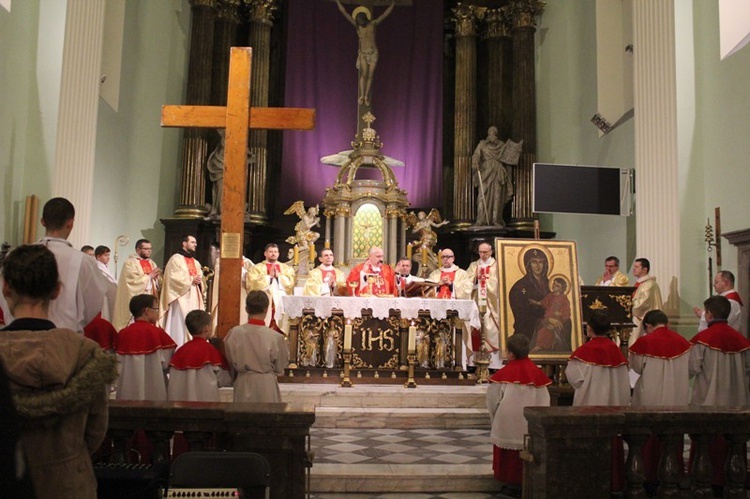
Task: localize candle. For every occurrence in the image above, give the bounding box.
[406,243,412,260]
[422,247,427,266]
[408,324,416,353]
[438,249,443,261]
[293,245,299,265]
[309,245,315,263]
[324,239,330,249]
[344,323,352,351]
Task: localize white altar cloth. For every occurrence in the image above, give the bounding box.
[282,296,481,330]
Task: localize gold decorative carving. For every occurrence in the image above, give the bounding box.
[510,0,545,29]
[612,294,633,319]
[588,298,608,311]
[244,0,277,24]
[216,0,242,23]
[484,7,512,39]
[452,3,479,37]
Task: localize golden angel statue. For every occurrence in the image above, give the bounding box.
[406,209,448,251]
[284,201,321,250]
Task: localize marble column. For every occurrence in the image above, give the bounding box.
[52,0,106,247]
[334,207,347,267]
[632,1,680,314]
[451,4,479,226]
[484,7,514,140]
[245,0,277,225]
[175,0,216,218]
[509,0,544,230]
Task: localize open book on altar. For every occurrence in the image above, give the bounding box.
[404,279,439,298]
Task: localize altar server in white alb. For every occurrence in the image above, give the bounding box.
[428,248,472,299]
[304,248,346,296]
[168,310,231,402]
[113,239,161,331]
[246,243,296,333]
[160,234,204,347]
[486,334,550,489]
[224,290,289,403]
[629,309,691,407]
[116,294,177,401]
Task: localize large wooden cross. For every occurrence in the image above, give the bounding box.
[161,47,315,338]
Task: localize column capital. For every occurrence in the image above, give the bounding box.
[510,0,545,29]
[216,0,242,23]
[484,7,513,39]
[243,0,278,25]
[452,3,479,38]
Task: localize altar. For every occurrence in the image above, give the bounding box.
[282,296,480,377]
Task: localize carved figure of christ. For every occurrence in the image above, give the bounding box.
[161,47,315,338]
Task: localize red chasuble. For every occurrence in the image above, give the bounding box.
[489,357,551,387]
[117,320,177,355]
[169,337,229,370]
[629,326,691,359]
[690,321,750,352]
[569,336,628,367]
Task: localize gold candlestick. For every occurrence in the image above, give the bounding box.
[474,306,491,384]
[404,353,418,388]
[341,351,353,388]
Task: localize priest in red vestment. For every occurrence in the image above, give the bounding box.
[113,238,161,331]
[428,248,472,299]
[346,246,396,297]
[159,235,204,347]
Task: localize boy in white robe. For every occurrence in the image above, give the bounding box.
[116,294,176,401]
[629,309,691,484]
[168,310,231,402]
[224,290,289,403]
[566,310,630,492]
[486,334,550,492]
[688,295,750,488]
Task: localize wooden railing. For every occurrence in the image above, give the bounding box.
[101,401,315,499]
[523,406,750,498]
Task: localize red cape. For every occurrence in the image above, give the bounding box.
[117,320,177,355]
[84,314,118,350]
[629,326,691,359]
[725,291,744,306]
[169,337,229,370]
[490,357,551,387]
[690,320,750,353]
[569,336,628,367]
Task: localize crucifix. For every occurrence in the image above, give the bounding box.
[161,47,315,338]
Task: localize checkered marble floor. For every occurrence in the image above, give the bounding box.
[311,428,493,466]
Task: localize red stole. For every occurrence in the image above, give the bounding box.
[321,268,336,289]
[138,258,154,274]
[632,280,641,297]
[185,257,198,277]
[437,269,457,299]
[725,291,744,306]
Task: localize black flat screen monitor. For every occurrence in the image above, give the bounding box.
[532,163,633,216]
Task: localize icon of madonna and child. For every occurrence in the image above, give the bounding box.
[500,241,583,358]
